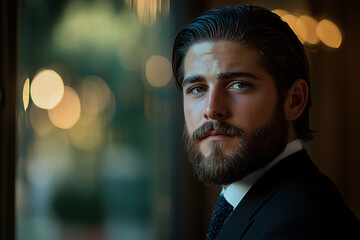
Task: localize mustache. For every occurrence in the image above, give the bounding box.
[192,121,244,140]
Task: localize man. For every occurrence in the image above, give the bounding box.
[172,5,360,240]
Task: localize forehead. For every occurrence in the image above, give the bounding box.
[184,41,264,78]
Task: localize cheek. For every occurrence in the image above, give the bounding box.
[184,99,203,133]
[233,94,277,131]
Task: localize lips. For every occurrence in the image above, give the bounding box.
[202,131,231,140]
[192,121,244,141]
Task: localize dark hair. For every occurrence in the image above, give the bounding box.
[172,5,314,141]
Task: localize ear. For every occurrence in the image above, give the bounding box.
[284,79,308,121]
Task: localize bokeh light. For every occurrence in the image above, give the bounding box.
[282,14,306,43]
[317,19,342,48]
[79,76,116,125]
[272,9,290,18]
[30,69,64,110]
[145,55,172,87]
[80,76,110,115]
[68,116,102,150]
[48,86,81,129]
[299,15,319,44]
[30,105,54,136]
[23,78,30,111]
[295,17,308,44]
[125,0,170,26]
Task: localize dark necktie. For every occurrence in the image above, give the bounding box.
[206,194,233,240]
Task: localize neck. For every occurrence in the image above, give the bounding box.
[287,124,297,143]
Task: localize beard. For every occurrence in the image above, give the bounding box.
[183,103,289,185]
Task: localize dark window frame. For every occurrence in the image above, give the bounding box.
[0,0,18,239]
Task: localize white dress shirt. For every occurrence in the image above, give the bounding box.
[223,139,303,209]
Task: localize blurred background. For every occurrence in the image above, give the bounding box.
[1,0,359,239]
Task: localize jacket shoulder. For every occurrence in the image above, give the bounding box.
[220,150,360,240]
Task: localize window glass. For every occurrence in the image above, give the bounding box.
[17,1,174,239]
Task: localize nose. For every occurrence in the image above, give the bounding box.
[204,88,228,120]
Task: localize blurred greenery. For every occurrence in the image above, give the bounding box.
[17,0,173,239]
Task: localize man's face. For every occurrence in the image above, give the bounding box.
[182,41,289,185]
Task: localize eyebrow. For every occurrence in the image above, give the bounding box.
[182,71,260,88]
[182,75,205,88]
[217,71,260,80]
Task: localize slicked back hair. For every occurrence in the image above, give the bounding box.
[172,5,314,141]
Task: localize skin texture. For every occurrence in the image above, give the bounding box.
[183,41,279,156]
[182,40,309,185]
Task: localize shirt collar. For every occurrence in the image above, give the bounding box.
[223,139,303,208]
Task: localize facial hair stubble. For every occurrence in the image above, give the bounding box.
[183,104,289,185]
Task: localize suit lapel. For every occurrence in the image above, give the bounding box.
[216,149,317,240]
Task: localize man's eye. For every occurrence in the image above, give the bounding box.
[188,86,206,95]
[230,82,249,89]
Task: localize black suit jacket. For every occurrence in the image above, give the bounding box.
[216,150,360,239]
